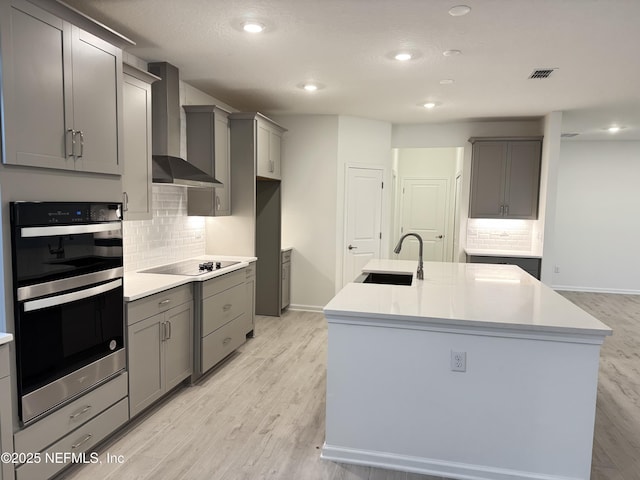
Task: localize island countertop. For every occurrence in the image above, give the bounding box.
[324,260,612,340]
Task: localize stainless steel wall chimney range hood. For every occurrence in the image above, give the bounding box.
[147,62,223,188]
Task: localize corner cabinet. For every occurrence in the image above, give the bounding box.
[122,64,160,220]
[184,105,232,216]
[0,0,123,175]
[126,285,193,418]
[469,138,542,219]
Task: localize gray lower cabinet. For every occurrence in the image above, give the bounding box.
[244,262,256,336]
[122,64,159,220]
[184,105,232,216]
[0,0,123,175]
[1,345,14,480]
[467,255,541,279]
[127,285,193,418]
[281,249,291,311]
[469,138,542,219]
[13,373,128,480]
[198,269,247,376]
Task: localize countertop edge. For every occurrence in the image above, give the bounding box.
[0,333,14,346]
[464,248,542,259]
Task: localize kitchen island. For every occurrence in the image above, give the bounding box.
[322,260,612,480]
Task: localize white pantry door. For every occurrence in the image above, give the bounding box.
[397,178,448,262]
[343,167,384,286]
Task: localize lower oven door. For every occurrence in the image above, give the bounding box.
[15,278,125,424]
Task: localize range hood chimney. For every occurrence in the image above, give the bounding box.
[147,62,222,188]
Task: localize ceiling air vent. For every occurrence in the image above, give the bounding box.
[529,68,556,79]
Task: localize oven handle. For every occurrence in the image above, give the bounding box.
[23,279,122,312]
[20,222,121,238]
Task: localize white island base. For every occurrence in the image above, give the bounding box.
[322,261,611,480]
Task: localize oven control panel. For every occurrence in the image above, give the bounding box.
[11,202,122,225]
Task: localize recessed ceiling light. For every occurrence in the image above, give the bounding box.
[607,126,622,133]
[394,52,412,61]
[423,102,437,109]
[298,82,324,92]
[449,5,471,16]
[303,84,318,92]
[443,49,461,57]
[242,22,264,33]
[439,79,454,85]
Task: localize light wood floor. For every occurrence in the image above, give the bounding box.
[62,293,640,480]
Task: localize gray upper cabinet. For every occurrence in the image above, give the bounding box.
[469,138,542,219]
[0,0,123,175]
[122,64,159,220]
[256,116,284,180]
[184,105,231,216]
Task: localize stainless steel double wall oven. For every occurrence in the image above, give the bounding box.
[10,201,125,424]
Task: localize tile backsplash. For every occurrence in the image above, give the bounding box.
[123,185,205,272]
[466,218,533,251]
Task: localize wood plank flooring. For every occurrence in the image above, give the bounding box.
[62,293,640,480]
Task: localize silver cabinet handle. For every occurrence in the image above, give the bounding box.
[500,205,505,216]
[123,192,129,212]
[158,299,171,306]
[348,244,357,250]
[504,204,509,215]
[223,304,232,312]
[166,320,172,340]
[69,405,92,420]
[67,129,76,157]
[77,130,85,158]
[223,337,232,345]
[215,195,221,211]
[71,434,92,450]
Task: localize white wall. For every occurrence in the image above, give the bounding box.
[552,141,640,294]
[274,115,340,311]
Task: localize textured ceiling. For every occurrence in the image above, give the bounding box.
[65,0,640,140]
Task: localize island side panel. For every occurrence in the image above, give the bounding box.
[322,319,602,480]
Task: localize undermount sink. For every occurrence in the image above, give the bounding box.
[356,272,413,286]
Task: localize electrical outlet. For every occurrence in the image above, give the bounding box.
[451,351,467,372]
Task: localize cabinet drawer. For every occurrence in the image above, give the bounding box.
[281,249,291,263]
[202,269,245,298]
[127,284,192,325]
[202,283,245,336]
[15,373,128,454]
[201,314,246,373]
[15,398,128,480]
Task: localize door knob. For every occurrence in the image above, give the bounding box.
[436,235,444,239]
[348,244,358,250]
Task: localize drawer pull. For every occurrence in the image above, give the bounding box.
[223,304,232,312]
[71,433,93,450]
[69,405,92,420]
[222,337,232,345]
[159,299,171,306]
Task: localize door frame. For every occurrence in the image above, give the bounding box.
[340,164,386,288]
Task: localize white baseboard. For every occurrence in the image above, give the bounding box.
[321,443,579,480]
[288,304,324,313]
[553,285,640,295]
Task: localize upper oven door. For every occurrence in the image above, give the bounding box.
[11,202,123,290]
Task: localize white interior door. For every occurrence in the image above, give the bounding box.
[343,167,383,285]
[397,178,448,262]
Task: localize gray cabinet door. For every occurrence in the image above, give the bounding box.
[504,141,541,218]
[128,313,164,417]
[281,259,290,310]
[164,302,193,391]
[123,72,153,220]
[71,27,122,175]
[1,0,73,169]
[470,142,507,218]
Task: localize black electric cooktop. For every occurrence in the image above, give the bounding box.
[140,259,240,276]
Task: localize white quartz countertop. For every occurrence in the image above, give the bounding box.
[0,333,13,346]
[124,255,257,302]
[324,259,612,339]
[464,248,542,258]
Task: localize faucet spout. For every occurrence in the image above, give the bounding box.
[393,233,424,280]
